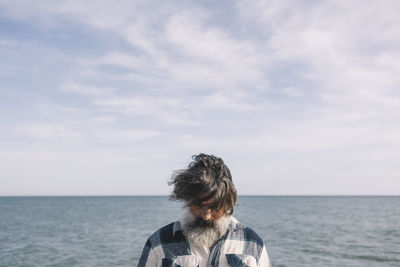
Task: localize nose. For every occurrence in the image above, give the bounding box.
[200,208,212,221]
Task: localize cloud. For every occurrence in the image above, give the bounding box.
[281,87,303,97]
[91,95,199,126]
[60,83,115,96]
[17,123,81,140]
[90,89,258,126]
[1,0,399,195]
[95,129,163,143]
[90,115,117,124]
[201,92,256,111]
[93,96,176,116]
[236,0,400,90]
[164,10,265,85]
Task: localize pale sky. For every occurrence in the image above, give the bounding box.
[0,0,399,196]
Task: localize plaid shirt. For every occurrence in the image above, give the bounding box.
[138,217,271,267]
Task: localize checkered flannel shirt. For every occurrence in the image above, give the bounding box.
[138,217,271,267]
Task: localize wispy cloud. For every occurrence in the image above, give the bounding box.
[60,83,115,96]
[17,123,81,140]
[95,129,164,143]
[1,0,399,195]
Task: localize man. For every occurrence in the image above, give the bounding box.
[138,153,271,267]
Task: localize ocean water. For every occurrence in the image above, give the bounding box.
[0,196,399,267]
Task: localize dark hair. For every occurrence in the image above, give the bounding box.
[169,153,237,215]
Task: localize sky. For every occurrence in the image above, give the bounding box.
[0,0,399,196]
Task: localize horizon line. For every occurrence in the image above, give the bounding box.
[0,194,399,197]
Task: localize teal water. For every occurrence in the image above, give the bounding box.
[0,196,399,266]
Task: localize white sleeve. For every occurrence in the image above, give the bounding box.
[258,245,271,267]
[138,242,162,267]
[144,247,159,267]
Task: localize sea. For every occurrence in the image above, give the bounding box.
[0,196,399,267]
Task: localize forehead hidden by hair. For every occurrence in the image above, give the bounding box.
[169,153,237,214]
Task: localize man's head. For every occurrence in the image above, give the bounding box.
[169,153,237,247]
[169,153,237,219]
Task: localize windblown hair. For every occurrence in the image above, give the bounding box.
[169,153,237,215]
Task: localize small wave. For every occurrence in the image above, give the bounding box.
[343,254,400,263]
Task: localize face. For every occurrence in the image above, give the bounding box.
[183,198,231,248]
[188,197,225,222]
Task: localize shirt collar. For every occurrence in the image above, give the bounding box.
[173,220,183,236]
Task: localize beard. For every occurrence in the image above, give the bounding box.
[181,208,231,248]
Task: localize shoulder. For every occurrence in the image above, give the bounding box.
[225,219,268,264]
[145,221,191,259]
[147,221,185,248]
[241,225,265,247]
[230,217,265,247]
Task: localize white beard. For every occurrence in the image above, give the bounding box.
[180,208,231,248]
